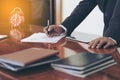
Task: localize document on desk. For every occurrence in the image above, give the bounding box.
[21,32,65,43]
[0,35,7,40]
[66,32,101,43]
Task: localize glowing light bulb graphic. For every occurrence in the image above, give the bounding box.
[9,7,24,27]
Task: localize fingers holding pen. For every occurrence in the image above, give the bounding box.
[43,27,48,34]
[43,25,63,37]
[43,25,54,35]
[47,25,57,37]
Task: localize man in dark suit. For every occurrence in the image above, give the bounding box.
[44,0,120,48]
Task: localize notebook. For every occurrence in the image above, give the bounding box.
[52,61,116,78]
[51,52,113,70]
[66,32,100,43]
[51,59,115,74]
[0,55,60,71]
[0,47,59,67]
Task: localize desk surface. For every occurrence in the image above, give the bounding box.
[0,24,120,80]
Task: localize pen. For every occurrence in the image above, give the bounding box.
[47,19,50,34]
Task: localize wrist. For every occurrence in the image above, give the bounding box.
[59,25,67,34]
[108,37,117,45]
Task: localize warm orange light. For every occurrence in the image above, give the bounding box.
[9,7,24,27]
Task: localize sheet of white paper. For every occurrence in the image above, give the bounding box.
[0,35,7,39]
[21,32,65,43]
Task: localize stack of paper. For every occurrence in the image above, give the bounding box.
[0,47,60,71]
[21,32,65,43]
[51,52,117,78]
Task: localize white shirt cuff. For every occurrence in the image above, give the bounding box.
[58,25,67,36]
[59,25,67,34]
[108,37,117,44]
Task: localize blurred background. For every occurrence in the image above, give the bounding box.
[0,0,54,26]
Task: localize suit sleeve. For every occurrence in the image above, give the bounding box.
[61,0,97,35]
[104,0,120,45]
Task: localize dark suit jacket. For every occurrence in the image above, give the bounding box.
[61,0,120,44]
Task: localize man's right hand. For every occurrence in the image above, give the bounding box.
[43,25,65,37]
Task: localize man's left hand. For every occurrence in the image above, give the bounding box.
[88,37,117,48]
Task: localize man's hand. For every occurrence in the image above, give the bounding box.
[88,37,117,48]
[43,25,65,37]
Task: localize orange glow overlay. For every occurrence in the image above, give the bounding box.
[0,0,30,24]
[9,7,24,27]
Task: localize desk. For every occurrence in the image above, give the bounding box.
[0,24,120,80]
